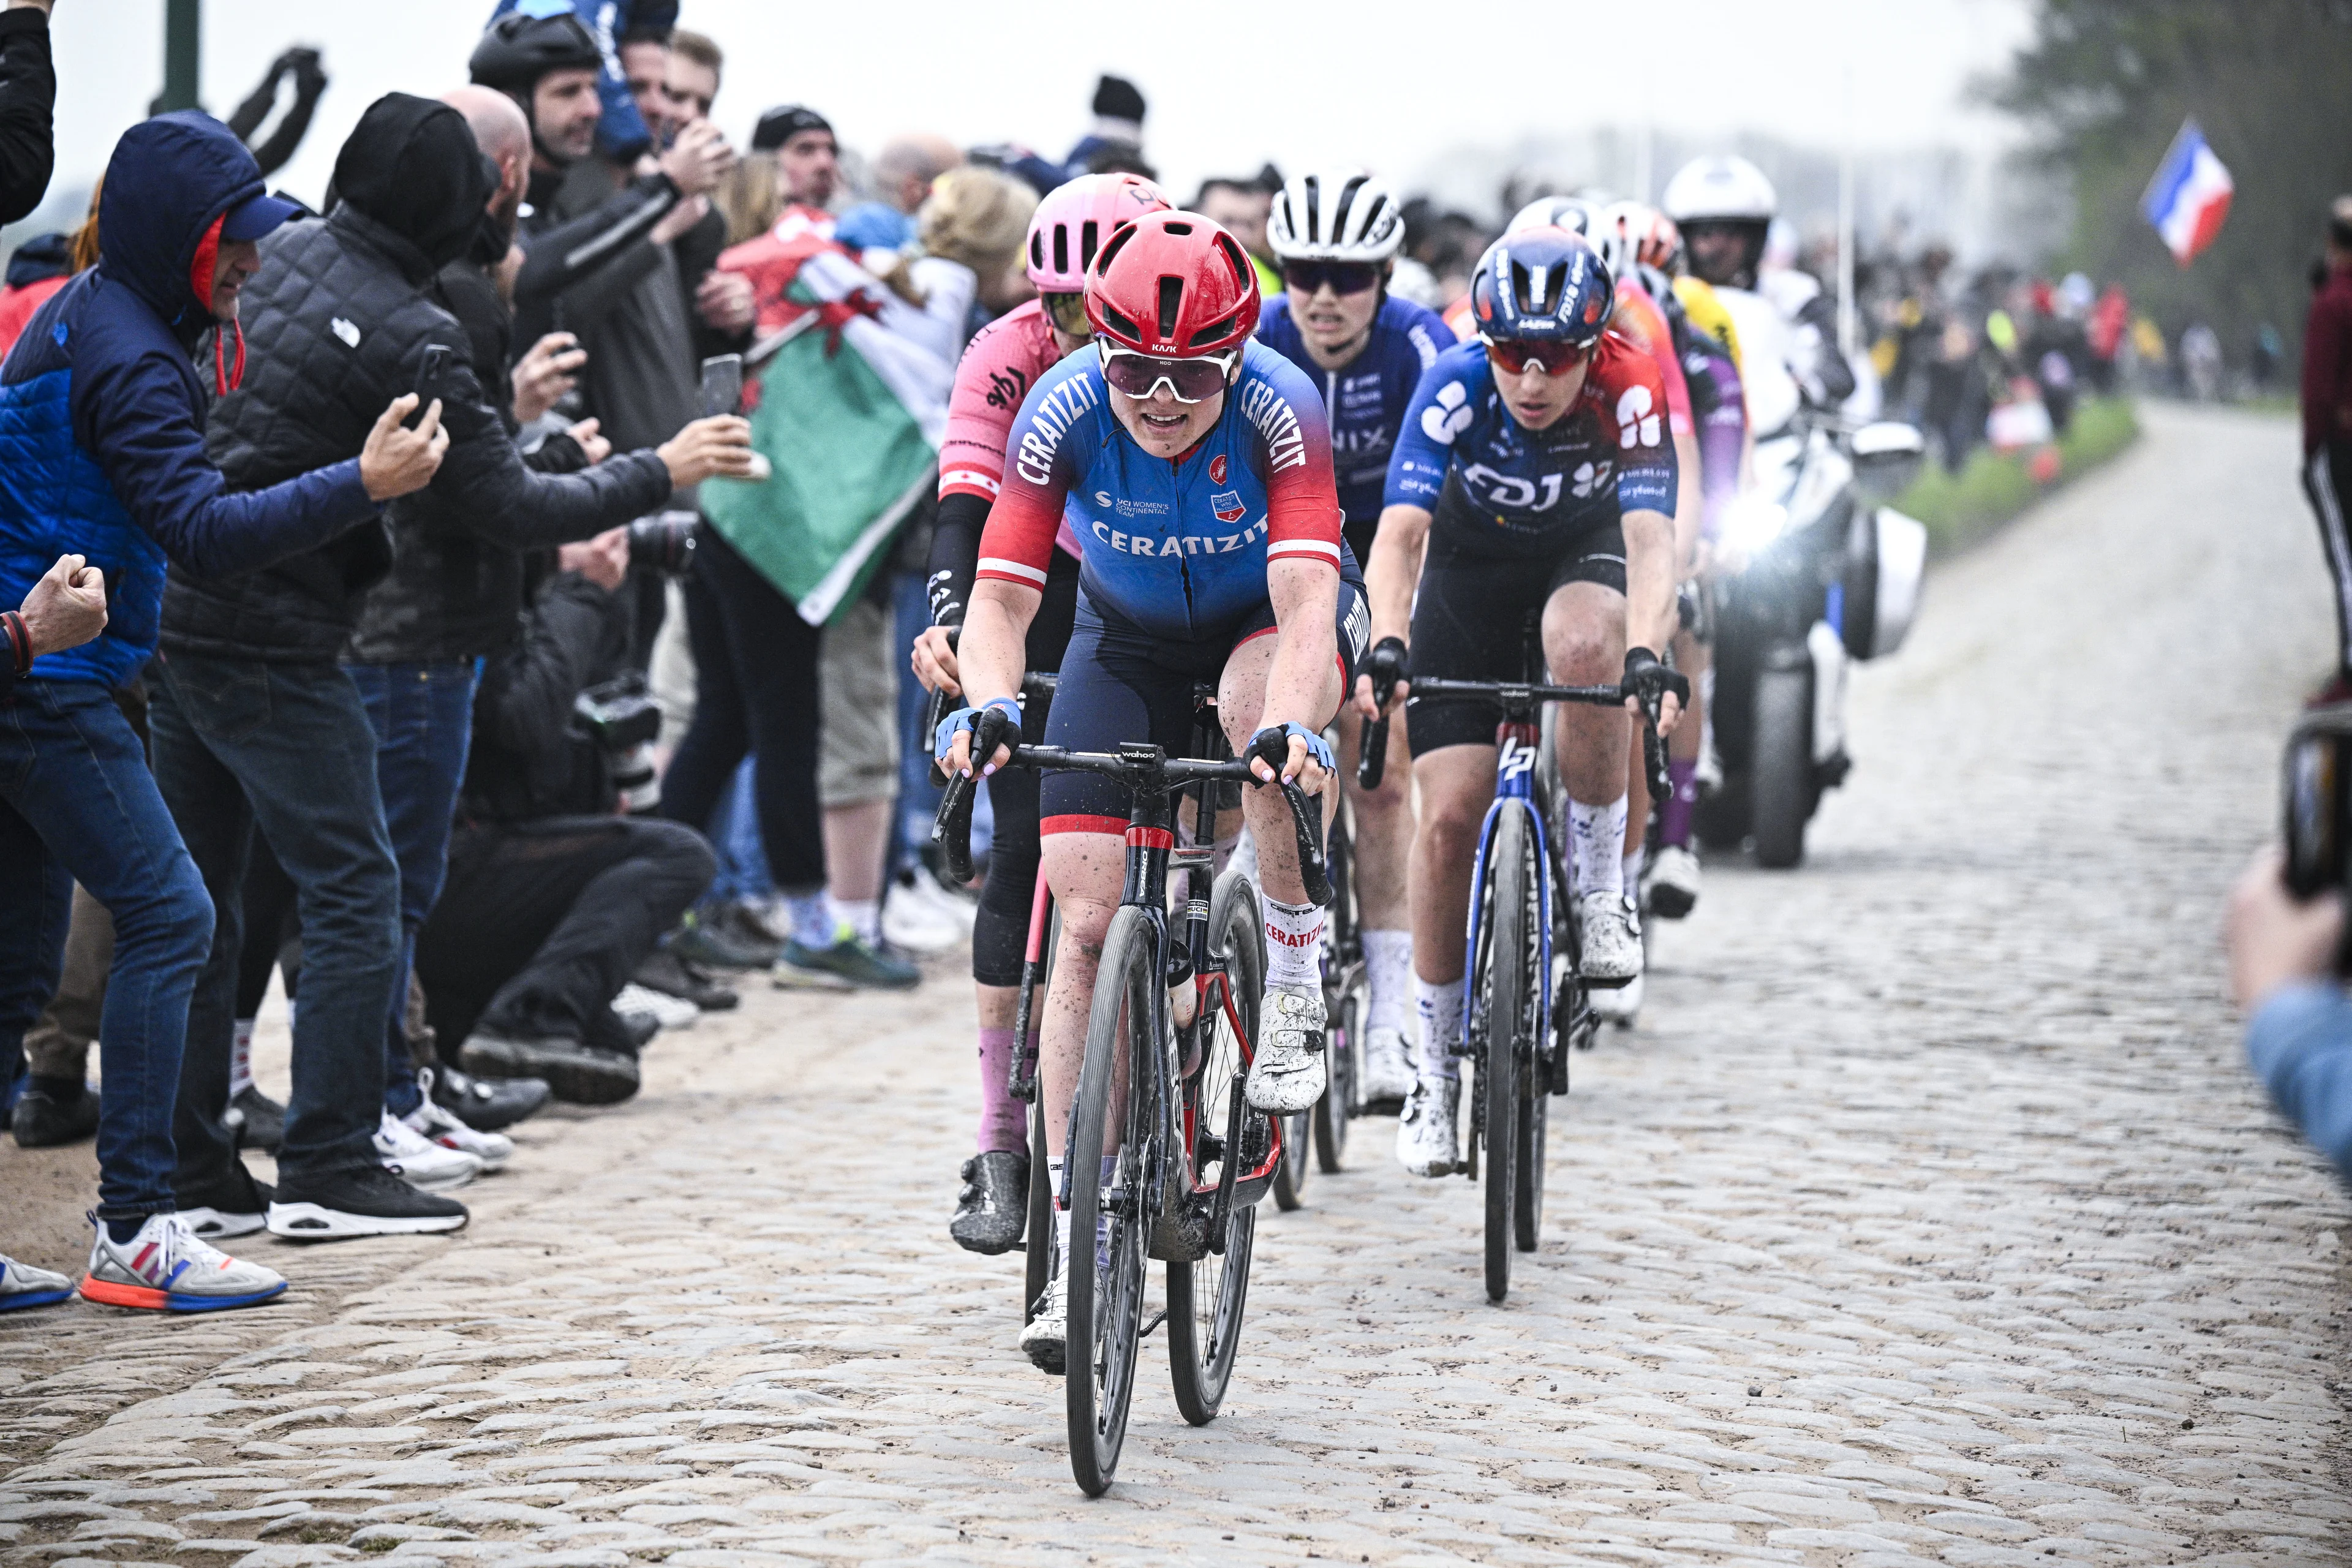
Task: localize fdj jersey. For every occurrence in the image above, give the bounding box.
[978,340,1346,642]
[1385,332,1678,559]
[1255,293,1456,534]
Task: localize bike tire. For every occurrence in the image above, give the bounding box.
[1479,807,1536,1303]
[1514,1072,1547,1251]
[1313,979,1358,1172]
[1065,905,1156,1497]
[1168,870,1262,1425]
[1023,905,1062,1324]
[1751,662,1812,869]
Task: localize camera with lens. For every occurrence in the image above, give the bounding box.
[573,673,663,813]
[627,510,699,576]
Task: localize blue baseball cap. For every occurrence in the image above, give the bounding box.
[219,189,304,243]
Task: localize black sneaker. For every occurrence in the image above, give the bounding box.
[428,1065,551,1131]
[668,904,777,971]
[613,1009,661,1051]
[224,1084,285,1154]
[178,1163,274,1240]
[268,1164,469,1241]
[949,1149,1028,1255]
[458,1031,640,1106]
[11,1082,99,1148]
[634,947,740,1011]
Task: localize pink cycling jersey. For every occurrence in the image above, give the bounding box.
[940,300,1062,505]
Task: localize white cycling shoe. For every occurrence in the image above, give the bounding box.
[1577,892,1643,987]
[1644,844,1701,921]
[1394,1073,1460,1177]
[1246,984,1327,1113]
[1021,1265,1068,1376]
[1590,970,1644,1026]
[1358,1025,1417,1106]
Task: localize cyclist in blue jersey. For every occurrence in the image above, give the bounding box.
[935,212,1366,1371]
[1358,228,1684,1178]
[1258,167,1455,1106]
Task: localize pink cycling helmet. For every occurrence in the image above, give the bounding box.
[1026,172,1170,292]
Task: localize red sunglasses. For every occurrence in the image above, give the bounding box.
[1483,336,1594,377]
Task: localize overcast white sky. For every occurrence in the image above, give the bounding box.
[45,0,2037,220]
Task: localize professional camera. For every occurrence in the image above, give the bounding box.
[627,510,699,576]
[2285,706,2352,901]
[574,673,663,813]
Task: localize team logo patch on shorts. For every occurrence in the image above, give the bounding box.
[1209,454,1228,484]
[1212,490,1246,524]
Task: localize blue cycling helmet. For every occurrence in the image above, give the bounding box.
[1468,228,1614,345]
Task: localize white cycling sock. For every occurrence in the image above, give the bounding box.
[229,1018,255,1099]
[1568,796,1629,895]
[1263,898,1322,989]
[1622,843,1646,895]
[1361,929,1411,1035]
[829,895,880,948]
[784,890,832,948]
[1415,974,1463,1080]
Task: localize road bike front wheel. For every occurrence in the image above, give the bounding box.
[1066,905,1156,1497]
[1479,807,1540,1303]
[1169,869,1263,1425]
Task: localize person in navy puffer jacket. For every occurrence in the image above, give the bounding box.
[0,111,445,1313]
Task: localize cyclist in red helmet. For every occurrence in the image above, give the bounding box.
[936,211,1365,1372]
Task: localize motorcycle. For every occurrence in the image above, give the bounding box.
[1697,414,1929,867]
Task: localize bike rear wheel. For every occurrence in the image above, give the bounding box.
[1066,906,1156,1496]
[1479,808,1539,1303]
[1169,871,1262,1424]
[1313,974,1359,1172]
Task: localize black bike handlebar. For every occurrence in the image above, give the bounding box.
[930,733,1332,905]
[1367,674,1680,804]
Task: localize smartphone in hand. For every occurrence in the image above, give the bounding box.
[410,344,452,426]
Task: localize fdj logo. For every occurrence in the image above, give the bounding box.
[1498,738,1540,780]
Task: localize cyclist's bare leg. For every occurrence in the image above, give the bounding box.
[1542,581,1630,804]
[1215,633,1344,907]
[1406,744,1496,990]
[1336,707,1413,929]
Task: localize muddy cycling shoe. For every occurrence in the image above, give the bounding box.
[949,1150,1028,1255]
[226,1084,285,1154]
[11,1080,98,1148]
[1576,891,1643,987]
[1395,1073,1460,1177]
[1643,844,1701,921]
[1591,970,1644,1028]
[1358,1025,1417,1107]
[0,1256,72,1312]
[429,1065,551,1131]
[1021,1267,1069,1376]
[1246,983,1328,1113]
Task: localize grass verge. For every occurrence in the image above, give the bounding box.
[1893,397,2141,552]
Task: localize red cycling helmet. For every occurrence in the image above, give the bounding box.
[1084,210,1261,357]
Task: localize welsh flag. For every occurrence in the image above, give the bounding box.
[699,206,957,625]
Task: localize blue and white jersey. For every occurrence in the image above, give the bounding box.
[1256,293,1455,526]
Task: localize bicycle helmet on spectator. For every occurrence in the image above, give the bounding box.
[1085,211,1260,356]
[469,6,603,97]
[1268,168,1405,263]
[1468,228,1613,347]
[1027,172,1169,292]
[1505,195,1597,237]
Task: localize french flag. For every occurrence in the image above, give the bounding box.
[2141,119,2234,267]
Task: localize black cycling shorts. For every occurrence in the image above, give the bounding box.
[1040,575,1369,837]
[1404,527,1626,755]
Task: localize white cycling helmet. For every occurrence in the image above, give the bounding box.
[1268,167,1405,263]
[1661,155,1777,224]
[1506,195,1597,236]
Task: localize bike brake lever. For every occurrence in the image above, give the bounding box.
[1357,715,1389,791]
[1279,778,1334,907]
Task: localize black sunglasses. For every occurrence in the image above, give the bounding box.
[1283,260,1381,297]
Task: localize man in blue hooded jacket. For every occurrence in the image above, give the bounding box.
[0,111,446,1314]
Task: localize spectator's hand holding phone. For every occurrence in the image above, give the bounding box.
[18,552,106,655]
[361,393,448,501]
[2228,847,2345,1011]
[558,527,630,593]
[512,332,586,424]
[656,415,756,488]
[660,119,733,200]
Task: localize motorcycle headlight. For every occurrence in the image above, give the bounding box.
[1724,497,1790,555]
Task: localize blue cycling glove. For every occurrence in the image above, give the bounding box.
[1247,722,1336,782]
[933,696,1023,766]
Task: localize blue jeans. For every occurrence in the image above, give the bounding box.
[350,660,480,1117]
[151,652,399,1186]
[0,679,212,1218]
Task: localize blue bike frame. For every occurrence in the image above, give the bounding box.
[1460,715,1558,1072]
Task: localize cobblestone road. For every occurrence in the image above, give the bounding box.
[2,404,2346,1566]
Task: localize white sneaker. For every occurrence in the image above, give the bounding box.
[1359,1025,1416,1105]
[614,982,698,1030]
[1577,892,1643,987]
[881,873,966,954]
[79,1213,285,1313]
[0,1254,72,1312]
[1590,969,1643,1026]
[374,1109,482,1192]
[404,1095,513,1173]
[1020,1263,1068,1376]
[1644,844,1700,920]
[1395,1074,1460,1177]
[1246,983,1327,1113]
[1695,734,1724,795]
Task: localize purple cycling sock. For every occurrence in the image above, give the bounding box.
[1658,759,1699,848]
[976,1028,1031,1154]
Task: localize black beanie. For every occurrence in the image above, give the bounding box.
[1091,75,1145,125]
